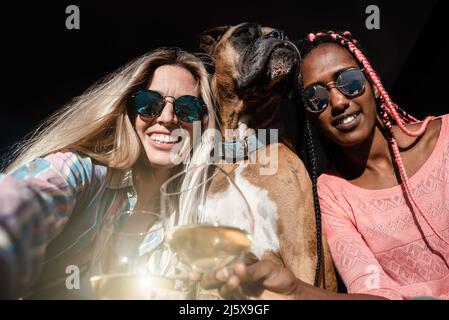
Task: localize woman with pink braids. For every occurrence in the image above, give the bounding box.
[201,31,449,300]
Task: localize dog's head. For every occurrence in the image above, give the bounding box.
[199,22,299,99]
[198,22,299,131]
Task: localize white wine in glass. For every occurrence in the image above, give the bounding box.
[161,164,254,274]
[167,224,252,272]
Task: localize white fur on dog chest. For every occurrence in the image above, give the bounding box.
[203,164,280,258]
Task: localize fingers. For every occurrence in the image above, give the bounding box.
[197,253,258,291]
[199,266,252,300]
[233,263,265,297]
[199,267,247,300]
[218,275,245,300]
[234,260,277,283]
[214,260,293,299]
[200,267,232,290]
[238,260,298,295]
[197,260,297,300]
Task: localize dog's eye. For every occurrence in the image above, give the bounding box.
[234,28,252,38]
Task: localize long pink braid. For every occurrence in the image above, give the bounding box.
[308,31,449,246]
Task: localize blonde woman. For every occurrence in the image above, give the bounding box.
[0,47,217,299]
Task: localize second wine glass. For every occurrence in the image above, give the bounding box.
[89,210,193,299]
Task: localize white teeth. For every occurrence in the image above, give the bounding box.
[150,134,179,144]
[338,113,358,125]
[342,115,356,124]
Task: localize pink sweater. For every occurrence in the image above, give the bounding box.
[318,114,449,300]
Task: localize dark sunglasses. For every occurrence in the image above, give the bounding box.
[303,67,366,113]
[131,90,207,122]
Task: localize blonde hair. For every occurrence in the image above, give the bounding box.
[3,47,218,174]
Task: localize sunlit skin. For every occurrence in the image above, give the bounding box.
[132,65,199,210]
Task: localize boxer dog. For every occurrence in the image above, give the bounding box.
[198,22,337,290]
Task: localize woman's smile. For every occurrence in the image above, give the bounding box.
[332,110,362,132]
[147,132,183,150]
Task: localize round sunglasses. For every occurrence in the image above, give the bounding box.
[303,68,366,113]
[131,90,207,123]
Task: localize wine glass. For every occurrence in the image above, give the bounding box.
[89,210,194,300]
[160,164,255,275]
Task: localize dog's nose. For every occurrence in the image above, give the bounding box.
[267,29,287,40]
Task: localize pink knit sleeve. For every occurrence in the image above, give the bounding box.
[318,182,404,299]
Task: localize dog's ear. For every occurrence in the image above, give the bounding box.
[192,52,215,75]
[198,25,230,54]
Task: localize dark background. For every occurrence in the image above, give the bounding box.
[1,0,447,157]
